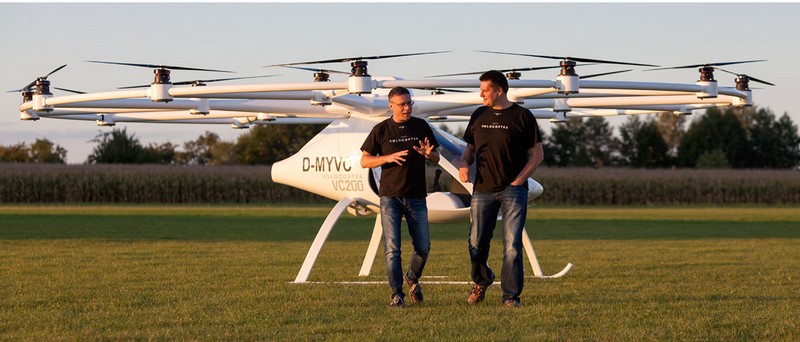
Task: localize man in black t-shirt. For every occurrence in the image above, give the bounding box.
[459,70,544,308]
[361,86,440,308]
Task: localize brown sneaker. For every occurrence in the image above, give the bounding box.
[467,284,487,304]
[389,294,405,308]
[503,299,521,308]
[404,276,424,303]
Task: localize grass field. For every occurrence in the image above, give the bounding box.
[1,205,798,340]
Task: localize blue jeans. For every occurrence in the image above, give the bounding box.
[380,196,431,298]
[468,185,528,302]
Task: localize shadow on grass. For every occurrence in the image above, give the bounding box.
[2,213,799,241]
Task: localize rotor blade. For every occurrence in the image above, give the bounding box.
[746,75,775,86]
[427,65,561,78]
[580,69,632,79]
[410,87,471,93]
[715,68,775,86]
[476,50,659,67]
[117,84,150,89]
[53,87,86,94]
[118,74,281,89]
[45,64,68,78]
[86,60,234,73]
[268,51,450,66]
[279,66,350,75]
[172,74,280,85]
[646,59,767,71]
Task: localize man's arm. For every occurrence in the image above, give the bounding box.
[510,142,544,186]
[361,150,409,169]
[458,143,476,183]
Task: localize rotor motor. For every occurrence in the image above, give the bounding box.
[348,61,373,94]
[149,68,174,102]
[32,79,54,112]
[556,60,579,94]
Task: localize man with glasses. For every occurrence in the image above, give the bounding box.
[459,70,544,308]
[361,86,440,308]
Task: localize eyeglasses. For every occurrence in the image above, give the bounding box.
[390,101,414,108]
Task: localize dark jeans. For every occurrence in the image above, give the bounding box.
[468,185,528,302]
[380,196,430,298]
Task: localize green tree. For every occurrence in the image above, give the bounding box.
[141,142,177,164]
[678,107,748,168]
[655,111,686,159]
[583,116,616,167]
[30,138,67,163]
[744,107,800,168]
[618,116,672,168]
[234,124,326,165]
[209,141,236,165]
[180,131,224,165]
[0,143,31,162]
[545,118,585,167]
[545,117,616,167]
[87,127,146,164]
[696,149,730,169]
[617,115,643,166]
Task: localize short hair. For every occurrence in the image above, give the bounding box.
[388,86,411,100]
[479,70,508,93]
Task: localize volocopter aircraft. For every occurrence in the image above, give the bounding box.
[12,51,773,283]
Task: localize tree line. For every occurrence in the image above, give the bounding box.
[541,106,800,169]
[2,106,799,169]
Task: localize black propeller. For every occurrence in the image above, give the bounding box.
[714,68,774,86]
[645,60,766,71]
[580,69,633,79]
[266,51,450,66]
[268,51,448,80]
[53,87,86,94]
[410,87,471,94]
[86,60,234,73]
[19,64,67,90]
[117,74,280,89]
[427,65,562,78]
[279,66,350,82]
[280,66,350,75]
[476,51,659,67]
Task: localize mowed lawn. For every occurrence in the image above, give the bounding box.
[1,205,798,340]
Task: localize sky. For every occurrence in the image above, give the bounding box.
[2,3,799,164]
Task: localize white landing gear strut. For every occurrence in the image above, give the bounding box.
[522,227,573,279]
[293,197,352,283]
[356,223,573,279]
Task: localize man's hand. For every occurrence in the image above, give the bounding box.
[412,137,435,158]
[459,165,471,183]
[384,150,408,166]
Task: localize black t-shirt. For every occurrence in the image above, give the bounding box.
[463,103,542,192]
[361,117,439,198]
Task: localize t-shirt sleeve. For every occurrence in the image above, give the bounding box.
[424,123,440,150]
[524,108,542,147]
[462,107,483,145]
[361,125,381,156]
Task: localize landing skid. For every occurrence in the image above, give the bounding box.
[293,200,573,283]
[522,227,573,279]
[356,223,573,280]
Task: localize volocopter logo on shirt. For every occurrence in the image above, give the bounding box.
[481,124,509,130]
[388,136,420,143]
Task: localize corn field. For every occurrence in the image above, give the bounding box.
[533,167,800,205]
[1,163,798,205]
[0,164,325,204]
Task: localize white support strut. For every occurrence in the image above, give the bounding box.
[358,215,383,277]
[522,227,573,279]
[293,197,352,283]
